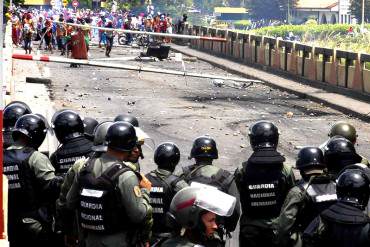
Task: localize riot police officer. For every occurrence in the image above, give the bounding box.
[324,136,362,179]
[56,121,115,246]
[114,113,139,127]
[183,136,241,244]
[303,169,370,247]
[3,101,32,148]
[66,122,153,247]
[145,142,188,245]
[161,186,237,247]
[235,121,295,247]
[50,110,93,176]
[114,113,148,172]
[320,121,368,165]
[3,114,63,247]
[276,147,337,247]
[83,117,99,142]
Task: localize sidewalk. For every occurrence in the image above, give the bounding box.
[171,44,370,121]
[11,48,57,154]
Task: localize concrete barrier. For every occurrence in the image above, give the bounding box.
[316,61,323,81]
[186,25,370,97]
[364,68,370,93]
[361,54,370,93]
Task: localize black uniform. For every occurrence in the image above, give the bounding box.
[51,110,93,176]
[303,169,370,247]
[78,159,134,233]
[145,169,188,237]
[276,175,337,247]
[50,136,93,175]
[235,121,295,247]
[3,114,62,247]
[303,202,370,247]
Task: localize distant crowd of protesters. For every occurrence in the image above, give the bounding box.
[6,5,188,56]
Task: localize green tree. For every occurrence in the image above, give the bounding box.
[350,0,370,23]
[193,0,224,14]
[247,0,296,21]
[5,0,24,7]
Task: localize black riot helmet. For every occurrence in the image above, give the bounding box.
[249,121,279,151]
[5,101,32,113]
[92,121,114,152]
[189,136,218,160]
[12,114,47,149]
[336,169,370,210]
[324,136,362,176]
[154,142,181,172]
[296,147,326,172]
[3,102,32,130]
[329,121,357,144]
[114,114,139,127]
[52,110,84,143]
[83,117,99,141]
[106,122,138,152]
[51,109,69,124]
[338,163,370,183]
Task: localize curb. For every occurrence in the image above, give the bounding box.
[171,45,370,122]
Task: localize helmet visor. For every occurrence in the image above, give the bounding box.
[191,182,236,217]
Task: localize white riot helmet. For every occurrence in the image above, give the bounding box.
[167,185,236,229]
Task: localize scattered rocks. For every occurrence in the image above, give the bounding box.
[286,112,294,118]
[212,79,224,87]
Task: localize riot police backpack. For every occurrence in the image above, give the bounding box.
[183,165,234,193]
[146,171,183,234]
[78,159,132,233]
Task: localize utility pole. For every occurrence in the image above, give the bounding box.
[287,0,290,24]
[361,0,365,31]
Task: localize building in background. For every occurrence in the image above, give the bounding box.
[294,0,354,24]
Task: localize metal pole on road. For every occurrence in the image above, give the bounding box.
[54,21,228,42]
[12,53,262,84]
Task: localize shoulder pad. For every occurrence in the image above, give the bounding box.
[165,174,182,187]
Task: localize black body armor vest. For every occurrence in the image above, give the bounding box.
[146,171,181,234]
[52,136,93,175]
[296,176,337,231]
[306,202,370,247]
[78,159,131,234]
[183,164,234,193]
[239,150,288,219]
[3,147,38,218]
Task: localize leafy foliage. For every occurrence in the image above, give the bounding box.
[350,0,370,22]
[5,0,24,7]
[251,24,370,54]
[233,19,251,29]
[247,0,297,21]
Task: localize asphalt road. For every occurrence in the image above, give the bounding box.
[21,43,369,246]
[45,45,370,172]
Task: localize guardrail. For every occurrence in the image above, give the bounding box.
[181,24,370,96]
[3,22,14,105]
